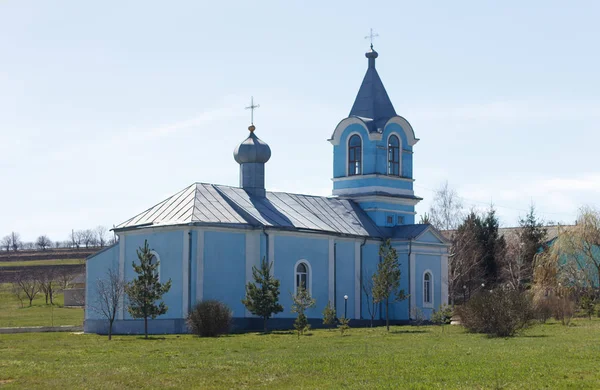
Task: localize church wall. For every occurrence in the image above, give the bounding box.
[360,243,380,320]
[333,176,414,192]
[85,245,119,321]
[387,251,410,320]
[203,231,247,318]
[334,240,356,319]
[414,253,442,320]
[123,231,185,320]
[273,234,330,319]
[332,123,373,178]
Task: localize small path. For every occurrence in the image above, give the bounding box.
[0,325,83,334]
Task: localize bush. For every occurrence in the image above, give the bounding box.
[533,297,553,323]
[294,313,309,338]
[431,304,453,325]
[322,301,337,329]
[551,296,575,325]
[337,316,350,335]
[455,288,535,337]
[579,295,596,319]
[187,300,232,337]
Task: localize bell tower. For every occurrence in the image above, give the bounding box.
[328,45,421,227]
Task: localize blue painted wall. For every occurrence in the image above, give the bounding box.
[203,231,246,317]
[124,231,184,319]
[415,254,442,319]
[274,235,330,319]
[85,245,119,320]
[334,240,355,319]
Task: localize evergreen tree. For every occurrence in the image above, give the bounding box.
[373,239,407,331]
[518,205,547,286]
[322,301,337,329]
[450,211,485,303]
[478,206,505,286]
[125,240,172,339]
[291,286,316,338]
[242,258,283,332]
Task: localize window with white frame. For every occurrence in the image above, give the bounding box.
[387,134,400,176]
[348,134,362,176]
[295,261,309,293]
[423,271,432,307]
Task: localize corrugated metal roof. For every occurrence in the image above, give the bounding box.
[115,183,382,237]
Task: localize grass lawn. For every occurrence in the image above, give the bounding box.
[1,319,600,389]
[0,258,83,267]
[0,284,83,328]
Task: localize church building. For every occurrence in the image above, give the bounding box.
[85,45,450,334]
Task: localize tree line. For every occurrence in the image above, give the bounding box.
[1,226,118,252]
[10,265,84,307]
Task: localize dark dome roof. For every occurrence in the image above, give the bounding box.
[233,128,271,164]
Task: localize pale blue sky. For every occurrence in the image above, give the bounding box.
[2,1,599,242]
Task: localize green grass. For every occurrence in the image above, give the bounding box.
[0,258,83,267]
[1,320,600,389]
[0,284,83,327]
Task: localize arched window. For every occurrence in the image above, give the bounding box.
[388,135,400,176]
[423,271,432,307]
[348,134,362,176]
[150,250,161,281]
[295,261,311,294]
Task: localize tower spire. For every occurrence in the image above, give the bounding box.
[245,96,260,132]
[364,28,379,50]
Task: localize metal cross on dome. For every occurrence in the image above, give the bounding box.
[365,28,379,49]
[245,96,260,125]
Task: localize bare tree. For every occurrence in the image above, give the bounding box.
[36,235,52,251]
[362,274,379,327]
[92,268,126,340]
[429,181,464,231]
[449,211,484,304]
[57,267,77,290]
[71,229,82,249]
[9,232,22,252]
[500,232,529,291]
[37,267,58,304]
[81,229,97,248]
[1,235,11,251]
[13,271,41,307]
[22,242,34,250]
[96,226,108,247]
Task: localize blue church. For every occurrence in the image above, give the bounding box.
[85,46,450,334]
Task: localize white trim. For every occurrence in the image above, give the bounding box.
[293,259,312,295]
[362,208,417,215]
[270,229,378,243]
[149,250,161,282]
[349,195,421,207]
[332,174,414,183]
[268,233,275,276]
[345,131,364,177]
[384,116,419,146]
[368,132,382,142]
[182,231,190,316]
[333,185,414,197]
[441,254,449,306]
[354,241,361,320]
[328,238,334,304]
[245,231,260,317]
[409,252,416,319]
[386,132,402,176]
[196,230,204,303]
[118,235,125,320]
[423,269,434,309]
[328,117,370,146]
[117,224,253,236]
[414,227,451,245]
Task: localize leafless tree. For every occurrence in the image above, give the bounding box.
[92,268,126,340]
[56,267,77,290]
[22,242,35,250]
[449,211,484,304]
[1,235,11,251]
[499,231,529,291]
[362,274,379,327]
[96,226,108,247]
[37,267,58,304]
[13,271,41,307]
[71,230,82,249]
[36,235,52,251]
[81,229,97,248]
[9,232,22,252]
[429,181,464,231]
[11,282,27,308]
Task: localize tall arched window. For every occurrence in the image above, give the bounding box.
[295,261,310,293]
[388,135,400,176]
[348,134,362,176]
[423,271,432,307]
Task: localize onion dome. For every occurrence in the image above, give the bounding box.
[233,125,272,164]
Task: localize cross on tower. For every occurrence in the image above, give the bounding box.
[245,96,260,125]
[365,28,379,49]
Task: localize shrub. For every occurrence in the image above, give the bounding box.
[431,304,453,325]
[533,297,553,323]
[337,316,350,335]
[579,295,596,319]
[455,288,535,337]
[294,313,309,338]
[322,301,337,329]
[551,296,575,326]
[187,300,232,337]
